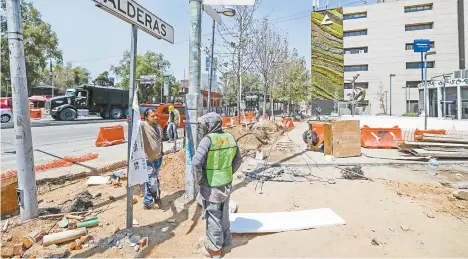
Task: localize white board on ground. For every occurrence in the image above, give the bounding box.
[87,176,110,185]
[230,208,346,233]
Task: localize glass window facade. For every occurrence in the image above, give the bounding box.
[344,47,368,54]
[406,61,435,69]
[404,4,432,13]
[405,23,433,31]
[343,12,367,20]
[344,30,367,37]
[344,65,368,72]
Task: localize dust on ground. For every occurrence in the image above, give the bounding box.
[3,124,468,258]
[224,120,284,153]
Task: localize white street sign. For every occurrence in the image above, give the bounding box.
[140,75,156,84]
[93,0,174,43]
[203,0,255,5]
[202,4,221,24]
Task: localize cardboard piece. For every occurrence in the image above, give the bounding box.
[323,120,361,158]
[230,208,346,233]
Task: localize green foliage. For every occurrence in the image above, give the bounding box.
[111,51,171,103]
[273,56,311,104]
[402,112,418,117]
[1,0,63,95]
[52,63,90,92]
[92,71,114,86]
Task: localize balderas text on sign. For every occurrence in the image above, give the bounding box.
[93,0,174,43]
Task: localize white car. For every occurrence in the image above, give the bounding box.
[1,104,13,123]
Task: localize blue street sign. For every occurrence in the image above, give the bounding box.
[440,100,456,104]
[413,39,431,53]
[205,56,211,72]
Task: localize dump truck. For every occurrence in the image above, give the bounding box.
[45,85,129,121]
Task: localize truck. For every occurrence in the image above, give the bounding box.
[45,85,129,121]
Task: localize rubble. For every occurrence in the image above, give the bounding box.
[452,190,468,200]
[371,238,380,246]
[66,190,93,212]
[400,225,411,231]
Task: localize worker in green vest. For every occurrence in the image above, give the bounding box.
[192,112,242,258]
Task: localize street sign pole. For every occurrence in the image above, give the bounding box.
[186,0,202,200]
[6,0,38,221]
[93,0,174,230]
[126,25,138,230]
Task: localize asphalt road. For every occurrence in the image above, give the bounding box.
[0,115,125,129]
[1,121,182,173]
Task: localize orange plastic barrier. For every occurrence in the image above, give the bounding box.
[282,118,294,129]
[246,113,255,122]
[310,123,325,151]
[221,117,232,128]
[361,125,403,149]
[29,109,42,120]
[414,129,446,140]
[95,125,125,147]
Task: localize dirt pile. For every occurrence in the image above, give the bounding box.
[225,127,263,151]
[385,180,468,218]
[252,120,283,133]
[160,151,186,192]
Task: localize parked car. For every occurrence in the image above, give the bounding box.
[1,103,13,123]
[139,103,186,139]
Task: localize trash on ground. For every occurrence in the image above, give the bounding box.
[230,208,345,233]
[86,176,110,185]
[42,228,87,246]
[66,190,94,212]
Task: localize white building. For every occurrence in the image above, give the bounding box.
[342,0,467,116]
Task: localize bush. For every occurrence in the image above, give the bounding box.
[402,112,418,117]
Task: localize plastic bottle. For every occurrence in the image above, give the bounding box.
[427,157,439,176]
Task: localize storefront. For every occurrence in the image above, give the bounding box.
[418,79,468,120]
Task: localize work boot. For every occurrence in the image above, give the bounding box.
[200,246,221,258]
[221,244,232,256]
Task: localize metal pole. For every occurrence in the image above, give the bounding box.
[186,0,202,200]
[6,0,38,221]
[237,19,243,124]
[208,18,216,113]
[351,80,355,117]
[50,59,54,98]
[126,24,138,230]
[424,54,428,130]
[389,75,392,116]
[405,85,408,113]
[443,77,447,117]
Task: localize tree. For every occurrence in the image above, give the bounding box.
[93,71,114,86]
[375,81,387,114]
[111,51,171,103]
[217,1,262,110]
[51,63,90,93]
[1,0,62,95]
[273,50,310,112]
[248,18,287,114]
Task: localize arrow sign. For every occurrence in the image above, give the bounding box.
[93,0,174,43]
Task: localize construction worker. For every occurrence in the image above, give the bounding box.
[141,109,164,209]
[192,112,242,258]
[168,105,180,142]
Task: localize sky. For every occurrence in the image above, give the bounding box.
[30,0,366,81]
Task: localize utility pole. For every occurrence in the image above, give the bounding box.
[126,25,138,230]
[186,0,202,200]
[6,0,38,221]
[208,19,215,112]
[237,19,243,124]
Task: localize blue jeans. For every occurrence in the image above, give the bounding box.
[168,122,178,140]
[144,156,163,206]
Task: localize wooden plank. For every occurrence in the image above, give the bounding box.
[323,123,332,156]
[1,180,18,216]
[331,120,361,158]
[420,134,468,144]
[401,141,468,148]
[411,148,468,158]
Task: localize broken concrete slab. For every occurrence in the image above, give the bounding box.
[452,190,468,200]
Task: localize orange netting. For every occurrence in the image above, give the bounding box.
[1,153,99,180]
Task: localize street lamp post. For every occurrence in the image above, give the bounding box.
[389,74,395,116]
[350,74,360,117]
[424,51,436,130]
[207,7,235,113]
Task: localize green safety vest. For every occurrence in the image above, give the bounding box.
[206,132,237,187]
